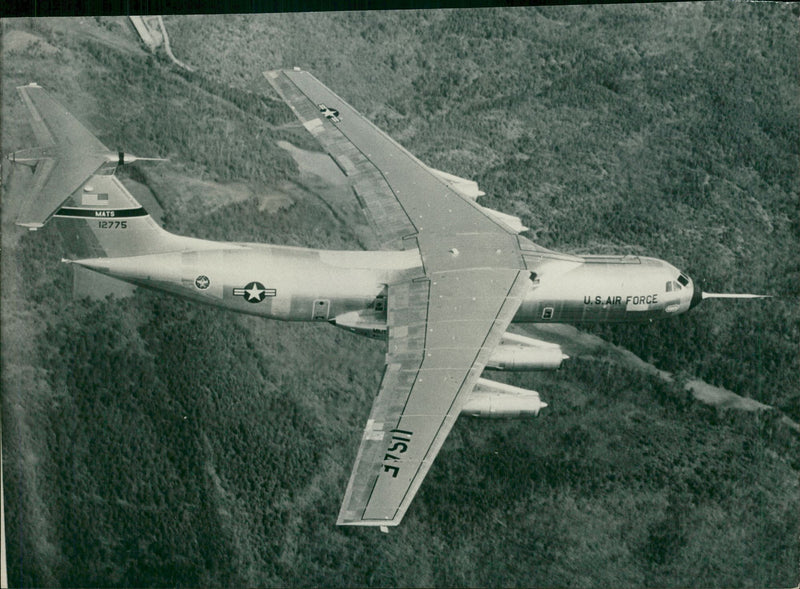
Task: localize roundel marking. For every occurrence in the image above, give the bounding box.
[232,281,277,303]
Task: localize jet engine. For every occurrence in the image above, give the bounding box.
[485,332,567,371]
[427,168,527,233]
[427,168,485,200]
[461,378,547,418]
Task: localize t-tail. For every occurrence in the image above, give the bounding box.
[9,82,167,232]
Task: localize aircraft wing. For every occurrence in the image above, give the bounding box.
[266,68,534,527]
[265,69,524,260]
[14,84,112,228]
[338,269,530,527]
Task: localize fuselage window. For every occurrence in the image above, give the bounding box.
[677,274,689,287]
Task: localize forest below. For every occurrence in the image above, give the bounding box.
[2,6,798,587]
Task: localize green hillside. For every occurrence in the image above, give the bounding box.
[2,7,798,587]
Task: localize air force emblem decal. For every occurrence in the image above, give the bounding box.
[233,281,277,303]
[318,103,340,123]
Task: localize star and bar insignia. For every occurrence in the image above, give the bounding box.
[233,281,277,303]
[318,103,340,123]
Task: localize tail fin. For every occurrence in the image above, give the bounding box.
[52,171,184,259]
[11,83,170,236]
[53,171,194,299]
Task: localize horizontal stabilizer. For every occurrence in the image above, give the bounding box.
[10,84,165,229]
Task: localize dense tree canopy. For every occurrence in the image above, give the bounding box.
[2,7,797,587]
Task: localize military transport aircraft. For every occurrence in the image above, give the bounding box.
[8,72,768,531]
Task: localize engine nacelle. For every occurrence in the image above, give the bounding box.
[461,378,547,418]
[486,332,567,371]
[330,310,387,340]
[476,205,528,234]
[427,167,526,233]
[428,168,485,200]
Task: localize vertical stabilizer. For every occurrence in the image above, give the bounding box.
[53,173,186,258]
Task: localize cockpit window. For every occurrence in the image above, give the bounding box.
[677,274,689,287]
[666,281,672,292]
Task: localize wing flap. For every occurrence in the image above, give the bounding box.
[266,70,416,249]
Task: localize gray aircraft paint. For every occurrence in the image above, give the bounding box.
[11,77,767,529]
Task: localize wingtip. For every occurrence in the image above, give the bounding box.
[264,68,301,80]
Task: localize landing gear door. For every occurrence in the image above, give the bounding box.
[313,299,330,320]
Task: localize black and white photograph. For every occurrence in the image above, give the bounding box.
[1,5,798,587]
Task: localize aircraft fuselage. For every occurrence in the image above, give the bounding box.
[73,240,697,327]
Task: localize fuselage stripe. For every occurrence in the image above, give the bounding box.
[54,207,148,218]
